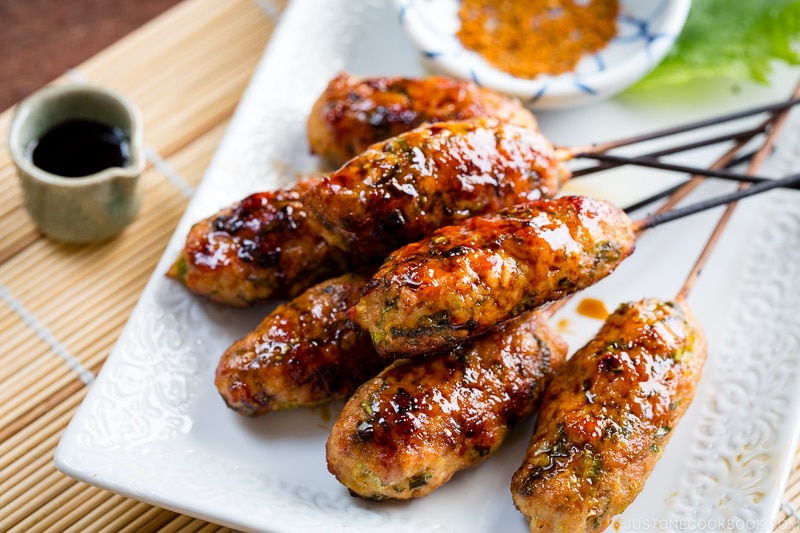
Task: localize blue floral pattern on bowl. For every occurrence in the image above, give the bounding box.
[395,0,691,109]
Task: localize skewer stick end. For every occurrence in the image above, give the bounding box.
[555,147,577,161]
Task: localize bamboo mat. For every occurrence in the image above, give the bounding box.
[1,0,800,531]
[0,0,284,531]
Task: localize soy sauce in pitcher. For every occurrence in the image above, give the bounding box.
[27,119,131,178]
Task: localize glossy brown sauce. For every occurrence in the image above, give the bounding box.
[27,119,130,177]
[576,297,609,320]
[556,317,572,335]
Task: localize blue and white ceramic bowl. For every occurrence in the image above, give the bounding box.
[395,0,691,109]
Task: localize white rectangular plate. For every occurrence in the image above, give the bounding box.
[56,1,800,532]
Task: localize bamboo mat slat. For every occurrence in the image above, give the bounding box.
[101,502,176,533]
[0,0,798,532]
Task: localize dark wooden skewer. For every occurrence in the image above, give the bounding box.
[572,125,766,178]
[622,182,689,214]
[561,95,800,158]
[633,172,800,233]
[577,153,800,190]
[557,97,798,189]
[621,148,759,214]
[645,129,777,216]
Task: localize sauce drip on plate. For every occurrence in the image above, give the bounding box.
[576,297,610,320]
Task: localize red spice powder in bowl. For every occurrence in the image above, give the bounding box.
[395,0,691,110]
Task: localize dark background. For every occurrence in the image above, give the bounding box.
[0,0,182,111]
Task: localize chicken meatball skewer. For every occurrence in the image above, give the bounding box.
[167,177,352,307]
[304,117,569,261]
[214,269,384,415]
[326,309,568,500]
[307,72,538,168]
[511,297,706,532]
[353,195,636,358]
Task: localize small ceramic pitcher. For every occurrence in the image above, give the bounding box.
[7,84,146,243]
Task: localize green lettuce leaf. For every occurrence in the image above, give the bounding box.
[634,0,800,89]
